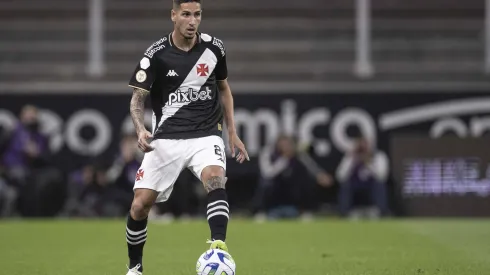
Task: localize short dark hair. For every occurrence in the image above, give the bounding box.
[173,0,201,8]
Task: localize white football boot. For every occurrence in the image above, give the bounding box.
[126,264,142,275]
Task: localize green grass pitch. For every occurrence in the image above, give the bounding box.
[1,218,489,275]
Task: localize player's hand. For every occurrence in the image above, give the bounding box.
[228,132,249,163]
[137,130,154,153]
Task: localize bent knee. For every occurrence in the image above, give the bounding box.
[201,166,224,180]
[201,166,226,193]
[203,175,226,193]
[131,199,153,220]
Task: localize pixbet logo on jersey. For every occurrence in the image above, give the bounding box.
[168,87,212,105]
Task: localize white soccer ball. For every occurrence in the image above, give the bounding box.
[196,249,236,275]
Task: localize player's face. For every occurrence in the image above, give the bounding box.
[172,3,202,39]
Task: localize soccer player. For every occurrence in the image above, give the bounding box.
[125,1,249,274]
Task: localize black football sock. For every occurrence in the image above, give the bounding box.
[206,188,229,241]
[126,214,148,271]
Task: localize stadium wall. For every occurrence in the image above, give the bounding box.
[1,91,490,217]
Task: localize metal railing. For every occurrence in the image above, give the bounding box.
[87,0,105,77]
[486,0,490,74]
[354,0,374,79]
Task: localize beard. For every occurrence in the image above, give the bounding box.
[182,31,195,39]
[184,33,195,39]
[179,26,197,40]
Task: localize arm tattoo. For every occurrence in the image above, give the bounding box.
[130,88,149,134]
[204,176,225,192]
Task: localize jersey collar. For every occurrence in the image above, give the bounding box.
[169,32,201,52]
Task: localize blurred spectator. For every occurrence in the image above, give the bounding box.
[0,124,17,217]
[253,135,333,221]
[63,135,142,217]
[0,173,17,217]
[0,123,12,157]
[2,105,49,185]
[62,159,120,217]
[1,105,65,217]
[105,134,141,213]
[336,136,389,219]
[77,161,113,217]
[61,164,96,217]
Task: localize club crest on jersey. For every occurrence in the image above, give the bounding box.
[135,168,144,181]
[168,87,212,106]
[197,64,209,76]
[136,70,147,83]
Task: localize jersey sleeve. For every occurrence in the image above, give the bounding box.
[215,54,228,81]
[128,55,156,92]
[212,37,228,81]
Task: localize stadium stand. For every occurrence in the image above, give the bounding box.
[0,0,486,92]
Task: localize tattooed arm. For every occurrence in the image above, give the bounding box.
[130,88,148,134]
[130,88,153,152]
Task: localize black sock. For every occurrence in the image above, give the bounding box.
[126,214,148,272]
[207,189,229,241]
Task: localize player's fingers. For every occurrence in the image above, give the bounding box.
[140,138,149,146]
[145,145,154,152]
[140,140,153,152]
[239,146,250,161]
[237,153,245,163]
[230,144,236,158]
[138,141,145,151]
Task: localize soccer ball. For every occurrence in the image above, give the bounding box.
[196,249,236,275]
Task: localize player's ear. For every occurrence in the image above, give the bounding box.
[171,9,176,23]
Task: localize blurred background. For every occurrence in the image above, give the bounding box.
[1,0,490,221]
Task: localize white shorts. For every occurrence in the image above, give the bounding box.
[134,135,226,203]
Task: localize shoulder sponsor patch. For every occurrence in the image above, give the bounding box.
[140,57,151,69]
[144,37,167,58]
[201,33,212,42]
[212,37,225,57]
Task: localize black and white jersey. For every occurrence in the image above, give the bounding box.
[129,32,227,140]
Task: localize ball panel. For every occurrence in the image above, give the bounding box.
[197,249,236,275]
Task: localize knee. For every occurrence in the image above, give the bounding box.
[130,199,152,220]
[201,166,227,193]
[202,169,226,193]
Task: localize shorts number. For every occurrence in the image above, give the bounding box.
[214,145,225,163]
[214,145,222,156]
